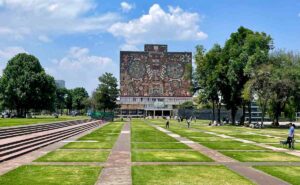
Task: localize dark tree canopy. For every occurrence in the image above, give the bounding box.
[95,72,119,112]
[220,26,273,124]
[0,53,56,116]
[71,87,89,111]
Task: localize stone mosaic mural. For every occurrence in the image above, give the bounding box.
[120,44,192,97]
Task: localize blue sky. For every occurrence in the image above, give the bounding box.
[0,0,300,94]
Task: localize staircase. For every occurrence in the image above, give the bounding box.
[0,119,102,162]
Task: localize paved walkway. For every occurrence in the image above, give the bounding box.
[0,121,106,175]
[148,122,290,185]
[96,122,131,185]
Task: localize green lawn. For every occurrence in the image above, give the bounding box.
[0,165,101,185]
[132,165,254,185]
[221,151,300,162]
[200,141,267,150]
[227,134,282,143]
[268,143,299,150]
[74,121,124,149]
[132,150,213,162]
[0,116,89,127]
[63,142,114,149]
[131,121,177,142]
[254,166,300,185]
[132,142,190,149]
[35,149,110,162]
[189,136,233,142]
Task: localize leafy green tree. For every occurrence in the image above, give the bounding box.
[95,73,119,112]
[0,53,56,117]
[179,101,194,109]
[243,64,273,125]
[55,88,68,114]
[194,44,223,122]
[71,87,89,112]
[220,26,272,124]
[65,89,73,114]
[265,51,300,126]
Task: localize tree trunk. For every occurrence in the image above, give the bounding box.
[274,115,279,126]
[248,101,252,125]
[240,103,245,125]
[261,107,265,126]
[217,103,221,123]
[212,101,215,122]
[231,109,236,125]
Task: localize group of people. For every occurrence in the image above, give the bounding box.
[165,116,194,129]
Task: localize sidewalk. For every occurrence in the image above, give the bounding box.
[96,122,131,185]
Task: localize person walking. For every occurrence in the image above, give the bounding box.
[187,118,191,128]
[287,123,295,149]
[166,119,170,129]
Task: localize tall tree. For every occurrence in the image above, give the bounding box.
[65,89,73,114]
[95,73,119,112]
[71,87,89,112]
[243,64,273,126]
[195,44,223,123]
[55,88,68,114]
[221,26,272,124]
[0,53,56,116]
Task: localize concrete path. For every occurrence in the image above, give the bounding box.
[0,122,106,175]
[96,122,131,185]
[148,122,290,185]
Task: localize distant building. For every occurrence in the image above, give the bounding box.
[55,80,65,89]
[118,44,192,117]
[245,102,271,122]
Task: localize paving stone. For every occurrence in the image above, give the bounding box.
[97,122,131,185]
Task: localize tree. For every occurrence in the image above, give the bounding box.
[194,44,223,123]
[0,53,56,116]
[71,87,89,112]
[265,51,300,126]
[243,64,273,126]
[65,89,73,114]
[95,73,119,112]
[55,88,68,114]
[220,26,272,124]
[179,101,194,109]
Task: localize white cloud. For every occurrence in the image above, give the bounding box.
[120,2,134,12]
[120,44,139,51]
[0,47,27,61]
[0,0,120,41]
[0,46,28,74]
[38,35,52,43]
[47,47,118,94]
[109,4,207,47]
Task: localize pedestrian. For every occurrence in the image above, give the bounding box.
[287,123,295,149]
[166,119,170,129]
[187,118,191,128]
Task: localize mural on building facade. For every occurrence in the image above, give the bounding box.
[120,44,192,97]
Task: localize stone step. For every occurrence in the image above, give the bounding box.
[0,123,98,157]
[0,122,100,162]
[0,119,92,139]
